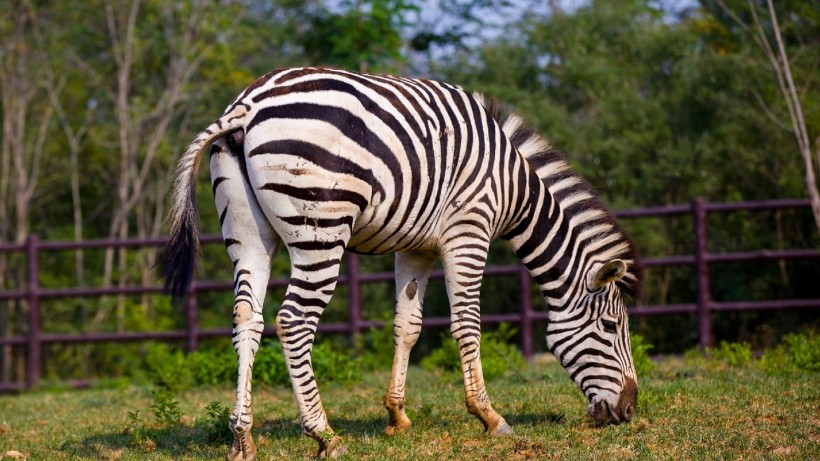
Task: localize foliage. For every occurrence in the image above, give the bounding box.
[144,344,193,393]
[187,345,236,387]
[301,0,419,72]
[630,334,655,376]
[420,323,526,381]
[252,340,291,387]
[149,390,183,427]
[203,401,232,444]
[311,339,364,386]
[125,410,147,447]
[355,315,396,371]
[712,341,754,367]
[782,331,820,372]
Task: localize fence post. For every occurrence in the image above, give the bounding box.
[347,253,363,337]
[693,198,713,348]
[185,281,199,352]
[26,236,41,389]
[518,264,534,358]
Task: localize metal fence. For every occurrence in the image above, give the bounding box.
[1,197,819,392]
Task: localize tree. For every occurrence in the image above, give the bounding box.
[301,0,419,72]
[709,0,820,233]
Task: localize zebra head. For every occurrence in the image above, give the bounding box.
[546,258,638,426]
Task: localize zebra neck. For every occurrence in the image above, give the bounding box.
[507,170,630,310]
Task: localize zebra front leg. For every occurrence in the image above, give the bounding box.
[211,138,278,461]
[384,252,435,436]
[274,250,347,458]
[442,250,514,436]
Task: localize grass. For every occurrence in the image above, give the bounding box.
[1,356,818,460]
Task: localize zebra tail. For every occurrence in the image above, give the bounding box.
[161,105,248,301]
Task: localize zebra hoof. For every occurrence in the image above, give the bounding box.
[226,431,257,461]
[317,435,347,459]
[490,421,515,436]
[384,415,412,436]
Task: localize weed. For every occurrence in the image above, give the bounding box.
[149,390,183,427]
[125,409,146,445]
[204,401,232,443]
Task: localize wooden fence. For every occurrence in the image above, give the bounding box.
[1,198,818,392]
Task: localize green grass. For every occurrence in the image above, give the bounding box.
[1,357,818,460]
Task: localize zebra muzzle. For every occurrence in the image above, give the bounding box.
[589,377,637,425]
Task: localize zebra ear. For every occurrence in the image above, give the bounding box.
[591,259,628,289]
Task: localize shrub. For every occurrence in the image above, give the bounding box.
[420,333,460,375]
[630,334,655,376]
[144,343,193,392]
[312,338,364,385]
[420,323,526,381]
[356,316,396,371]
[252,338,364,387]
[758,346,794,375]
[253,340,290,387]
[783,331,820,372]
[188,345,236,386]
[712,341,753,368]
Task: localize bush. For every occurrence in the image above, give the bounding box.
[253,340,290,387]
[420,323,526,381]
[783,331,820,372]
[312,339,363,385]
[356,315,396,371]
[712,341,753,368]
[144,343,193,392]
[253,338,364,387]
[630,334,655,376]
[758,346,794,375]
[188,345,236,386]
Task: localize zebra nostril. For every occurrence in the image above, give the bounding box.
[622,403,634,421]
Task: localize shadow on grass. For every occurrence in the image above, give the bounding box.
[61,411,567,459]
[61,415,390,459]
[60,420,239,459]
[507,411,568,427]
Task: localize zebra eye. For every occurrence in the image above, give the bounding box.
[601,319,617,334]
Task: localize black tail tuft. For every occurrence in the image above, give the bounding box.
[160,205,200,304]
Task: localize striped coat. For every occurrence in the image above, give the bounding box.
[163,67,641,460]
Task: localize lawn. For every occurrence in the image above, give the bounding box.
[0,355,818,460]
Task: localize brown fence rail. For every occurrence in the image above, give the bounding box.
[1,197,818,393]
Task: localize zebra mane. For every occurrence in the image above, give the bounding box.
[477,94,643,301]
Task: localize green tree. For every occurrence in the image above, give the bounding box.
[302,0,419,72]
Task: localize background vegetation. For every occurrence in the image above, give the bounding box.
[1,0,819,387]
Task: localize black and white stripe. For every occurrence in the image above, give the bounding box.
[163,67,641,460]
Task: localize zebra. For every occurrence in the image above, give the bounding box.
[163,66,641,460]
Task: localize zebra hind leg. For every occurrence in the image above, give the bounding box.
[442,250,514,437]
[384,251,435,436]
[210,138,279,461]
[274,250,349,458]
